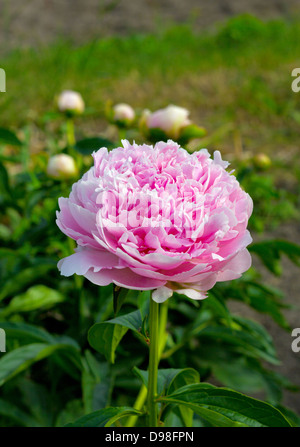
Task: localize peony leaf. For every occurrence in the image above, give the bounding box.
[133,367,200,427]
[1,285,65,316]
[108,309,144,334]
[113,286,130,315]
[158,383,292,427]
[0,127,22,146]
[88,322,128,364]
[249,239,300,275]
[65,406,142,427]
[75,137,115,155]
[0,398,40,427]
[0,343,81,386]
[133,367,199,396]
[178,124,206,145]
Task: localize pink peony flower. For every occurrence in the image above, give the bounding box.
[56,140,253,303]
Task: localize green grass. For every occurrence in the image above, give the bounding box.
[1,13,300,157]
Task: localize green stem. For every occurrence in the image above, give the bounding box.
[66,118,76,148]
[125,299,168,428]
[118,127,126,142]
[147,295,159,427]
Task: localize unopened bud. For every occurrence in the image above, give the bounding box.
[47,154,78,179]
[253,153,271,170]
[113,103,135,125]
[57,90,85,116]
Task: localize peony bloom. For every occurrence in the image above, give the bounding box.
[57,140,253,303]
[144,105,191,140]
[57,90,85,115]
[113,103,135,125]
[47,154,78,180]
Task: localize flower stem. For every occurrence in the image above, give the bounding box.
[125,300,168,428]
[147,295,159,427]
[66,118,76,148]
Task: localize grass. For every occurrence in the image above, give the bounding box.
[1,13,300,159]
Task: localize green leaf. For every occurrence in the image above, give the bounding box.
[65,406,142,427]
[197,316,279,364]
[108,309,144,334]
[75,137,115,155]
[133,367,200,427]
[178,124,206,145]
[133,367,199,396]
[0,398,40,427]
[0,263,56,301]
[0,162,11,204]
[249,239,300,275]
[113,286,130,315]
[0,127,22,146]
[88,323,128,363]
[0,321,55,344]
[81,350,111,414]
[18,378,53,426]
[158,383,291,427]
[0,342,80,386]
[1,285,65,316]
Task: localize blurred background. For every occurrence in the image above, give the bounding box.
[0,0,300,424]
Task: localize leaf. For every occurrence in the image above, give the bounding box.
[0,127,22,146]
[113,286,130,315]
[0,263,56,301]
[0,322,55,344]
[75,137,115,155]
[81,351,105,414]
[158,383,291,427]
[197,315,279,365]
[133,367,200,427]
[178,124,206,145]
[1,285,65,316]
[249,239,300,275]
[133,367,199,396]
[108,309,144,334]
[65,406,142,427]
[0,162,11,204]
[0,398,40,427]
[17,378,53,426]
[0,343,80,386]
[88,322,128,363]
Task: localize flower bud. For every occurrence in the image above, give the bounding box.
[253,153,271,170]
[47,154,78,180]
[112,103,135,126]
[145,105,191,140]
[57,90,85,116]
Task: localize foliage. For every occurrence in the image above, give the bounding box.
[0,14,300,428]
